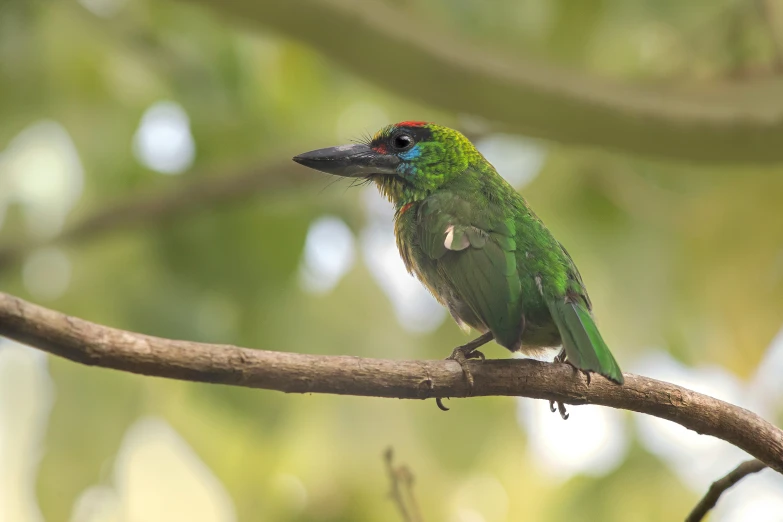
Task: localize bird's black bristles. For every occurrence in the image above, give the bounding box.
[317,172,374,196]
[347,177,374,190]
[351,129,375,147]
[339,175,373,195]
[317,173,348,195]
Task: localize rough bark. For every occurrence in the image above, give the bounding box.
[1,292,781,474]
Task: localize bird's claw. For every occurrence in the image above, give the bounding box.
[555,349,591,385]
[549,400,570,420]
[447,345,484,390]
[435,332,493,412]
[447,346,486,362]
[435,347,478,412]
[549,350,574,419]
[564,360,592,385]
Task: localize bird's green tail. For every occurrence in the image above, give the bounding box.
[547,299,624,384]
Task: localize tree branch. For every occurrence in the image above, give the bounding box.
[1,291,782,475]
[686,459,768,522]
[180,0,783,163]
[0,160,316,271]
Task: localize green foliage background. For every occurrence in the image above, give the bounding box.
[1,0,782,521]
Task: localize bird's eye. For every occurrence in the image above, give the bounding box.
[392,133,414,151]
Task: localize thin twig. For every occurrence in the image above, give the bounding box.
[686,459,768,522]
[384,448,423,522]
[402,467,423,522]
[385,448,411,522]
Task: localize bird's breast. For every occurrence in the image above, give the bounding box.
[393,210,446,299]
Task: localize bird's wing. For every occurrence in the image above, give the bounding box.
[557,241,591,309]
[417,193,523,348]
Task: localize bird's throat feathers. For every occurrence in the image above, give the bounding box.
[374,175,429,208]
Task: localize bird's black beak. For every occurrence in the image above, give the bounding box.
[293,144,400,177]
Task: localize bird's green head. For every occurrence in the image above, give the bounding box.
[293,122,483,206]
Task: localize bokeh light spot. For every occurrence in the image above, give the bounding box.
[78,0,128,18]
[70,486,121,522]
[0,121,84,238]
[133,101,195,175]
[633,350,751,492]
[299,216,356,294]
[450,474,509,522]
[0,342,53,522]
[114,418,236,522]
[475,134,547,188]
[713,469,783,521]
[517,399,628,480]
[22,247,72,302]
[748,323,783,419]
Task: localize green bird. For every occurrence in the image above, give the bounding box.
[294,122,623,414]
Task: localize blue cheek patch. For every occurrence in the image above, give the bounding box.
[396,145,421,177]
[396,162,417,177]
[398,145,422,161]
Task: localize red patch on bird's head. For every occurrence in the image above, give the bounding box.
[396,121,427,128]
[373,144,388,154]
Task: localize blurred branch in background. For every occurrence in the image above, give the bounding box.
[179,0,783,163]
[0,160,316,272]
[686,459,768,522]
[384,448,423,522]
[0,128,488,275]
[756,0,783,72]
[1,291,782,477]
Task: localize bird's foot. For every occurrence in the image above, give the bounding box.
[561,357,592,385]
[549,400,570,420]
[436,332,493,411]
[447,344,486,389]
[550,349,570,420]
